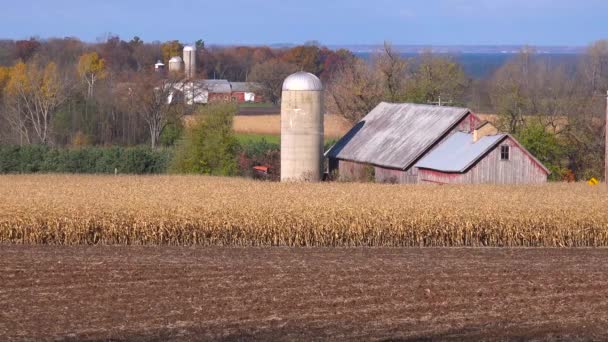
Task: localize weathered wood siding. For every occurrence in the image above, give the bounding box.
[331,159,416,183]
[336,160,374,182]
[417,137,547,184]
[375,166,417,184]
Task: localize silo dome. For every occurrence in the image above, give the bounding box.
[169,56,183,63]
[183,45,196,52]
[282,71,323,91]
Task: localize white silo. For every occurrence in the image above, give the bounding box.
[280,71,324,182]
[183,45,196,79]
[168,56,183,74]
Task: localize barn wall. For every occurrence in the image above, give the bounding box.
[208,93,232,103]
[417,137,548,184]
[375,166,417,184]
[231,92,246,102]
[336,160,374,182]
[333,160,415,183]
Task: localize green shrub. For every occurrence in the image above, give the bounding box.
[0,145,172,174]
[171,103,239,175]
[515,124,568,180]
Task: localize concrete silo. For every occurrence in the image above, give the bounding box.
[168,56,183,74]
[183,45,196,79]
[280,71,324,182]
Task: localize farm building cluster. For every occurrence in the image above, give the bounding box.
[279,71,550,185]
[167,79,263,105]
[155,45,263,104]
[325,103,550,184]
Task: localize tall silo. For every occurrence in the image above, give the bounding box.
[280,71,324,182]
[183,45,196,79]
[168,56,183,74]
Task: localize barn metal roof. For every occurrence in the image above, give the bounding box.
[230,82,261,92]
[199,80,231,93]
[415,132,507,172]
[325,103,470,170]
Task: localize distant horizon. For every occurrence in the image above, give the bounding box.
[0,36,591,54]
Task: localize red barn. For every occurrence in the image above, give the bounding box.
[230,82,263,103]
[325,103,549,184]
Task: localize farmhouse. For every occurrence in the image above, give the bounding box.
[325,102,550,184]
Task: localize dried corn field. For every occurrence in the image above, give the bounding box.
[0,175,607,247]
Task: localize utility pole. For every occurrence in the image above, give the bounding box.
[428,96,453,107]
[605,90,608,183]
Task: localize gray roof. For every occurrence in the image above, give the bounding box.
[325,102,470,170]
[230,82,260,92]
[415,132,507,172]
[199,80,231,93]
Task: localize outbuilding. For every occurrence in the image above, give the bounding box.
[325,102,549,184]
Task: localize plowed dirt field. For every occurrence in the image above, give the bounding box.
[1,247,607,341]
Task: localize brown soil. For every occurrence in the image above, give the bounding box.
[1,247,608,341]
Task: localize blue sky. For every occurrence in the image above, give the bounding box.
[0,0,607,46]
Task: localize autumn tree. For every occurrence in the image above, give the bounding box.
[405,52,468,105]
[580,40,608,93]
[0,66,9,93]
[249,59,298,104]
[161,40,183,64]
[319,48,354,82]
[488,48,537,134]
[4,61,66,144]
[126,71,190,148]
[326,58,384,123]
[14,38,40,62]
[373,42,408,102]
[78,52,106,97]
[129,36,147,71]
[281,45,322,75]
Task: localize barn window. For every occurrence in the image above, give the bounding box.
[500,145,510,160]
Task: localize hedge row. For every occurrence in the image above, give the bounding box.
[0,145,172,174]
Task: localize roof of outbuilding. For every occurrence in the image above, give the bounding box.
[325,102,471,170]
[230,82,261,92]
[415,132,507,172]
[199,79,231,93]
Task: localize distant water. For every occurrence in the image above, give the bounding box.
[355,53,581,79]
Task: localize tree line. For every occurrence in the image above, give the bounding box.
[0,36,607,180]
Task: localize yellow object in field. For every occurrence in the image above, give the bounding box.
[587,178,599,186]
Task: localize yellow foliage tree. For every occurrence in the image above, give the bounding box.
[0,66,10,94]
[161,40,183,64]
[77,52,106,97]
[4,61,65,144]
